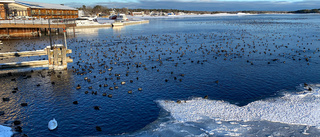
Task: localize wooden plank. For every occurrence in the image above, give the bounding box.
[47,47,53,65]
[0,58,72,69]
[53,47,59,65]
[0,47,70,59]
[61,46,67,65]
[0,50,47,58]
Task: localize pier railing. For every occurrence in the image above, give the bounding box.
[0,44,73,70]
[0,19,76,28]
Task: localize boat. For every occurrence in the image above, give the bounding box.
[48,118,58,130]
[109,14,128,21]
[109,15,117,20]
[77,16,97,21]
[116,14,128,21]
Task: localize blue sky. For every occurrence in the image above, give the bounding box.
[22,0,320,11]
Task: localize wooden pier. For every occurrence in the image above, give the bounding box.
[0,44,72,70]
[0,19,76,38]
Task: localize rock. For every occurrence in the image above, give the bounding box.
[177,100,181,104]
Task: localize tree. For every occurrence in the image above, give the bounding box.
[92,5,104,14]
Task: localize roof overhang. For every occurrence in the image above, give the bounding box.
[0,0,15,3]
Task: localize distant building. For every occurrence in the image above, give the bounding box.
[130,11,144,16]
[177,12,185,15]
[109,10,115,16]
[0,0,78,20]
[78,10,84,17]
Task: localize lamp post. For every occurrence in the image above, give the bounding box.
[48,18,53,49]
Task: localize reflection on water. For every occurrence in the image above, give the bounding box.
[71,27,112,37]
[112,26,124,32]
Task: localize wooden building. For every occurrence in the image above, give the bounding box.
[0,0,15,19]
[0,0,78,19]
[0,4,5,19]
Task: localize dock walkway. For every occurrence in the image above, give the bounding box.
[0,19,76,28]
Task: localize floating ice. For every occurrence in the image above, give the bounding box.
[157,84,320,128]
[0,125,13,137]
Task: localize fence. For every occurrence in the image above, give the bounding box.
[0,18,75,25]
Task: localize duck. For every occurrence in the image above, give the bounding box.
[48,118,58,130]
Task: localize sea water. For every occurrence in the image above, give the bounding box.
[0,14,320,136]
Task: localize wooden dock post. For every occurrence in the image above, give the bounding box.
[49,44,68,70]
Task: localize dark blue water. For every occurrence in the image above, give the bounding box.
[1,14,320,136]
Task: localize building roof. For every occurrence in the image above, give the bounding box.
[0,0,15,3]
[15,1,77,10]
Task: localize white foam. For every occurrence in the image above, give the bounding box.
[0,125,13,137]
[157,85,320,128]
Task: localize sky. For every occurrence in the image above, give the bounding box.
[19,0,320,11]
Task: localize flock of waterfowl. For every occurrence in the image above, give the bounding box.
[0,17,320,135]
